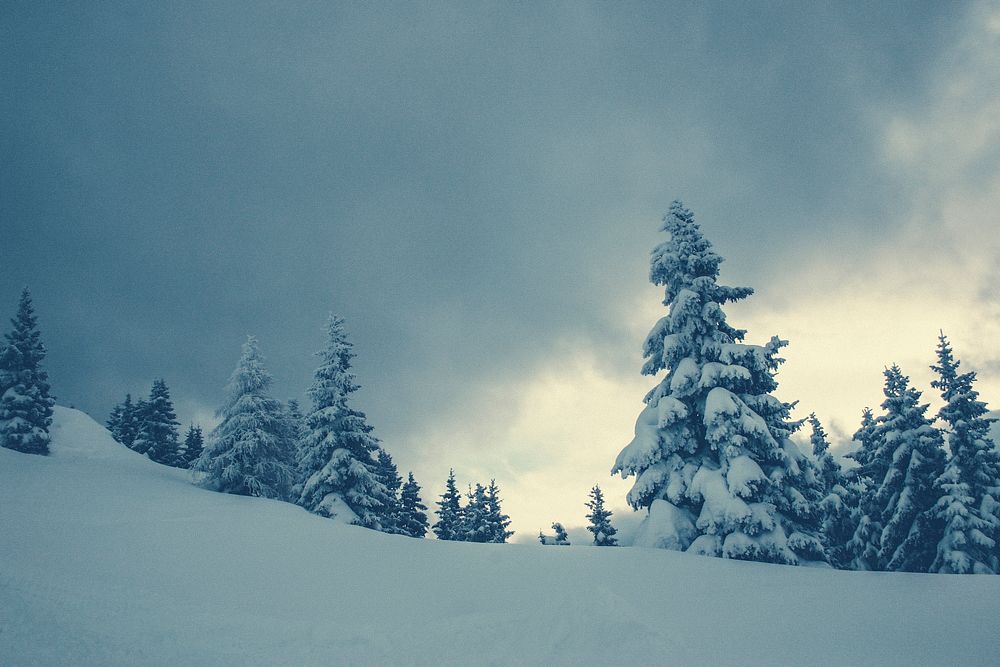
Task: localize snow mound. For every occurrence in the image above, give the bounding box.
[2,407,1000,665]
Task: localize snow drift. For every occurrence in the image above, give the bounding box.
[2,407,999,665]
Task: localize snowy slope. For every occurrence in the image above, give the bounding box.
[2,408,999,666]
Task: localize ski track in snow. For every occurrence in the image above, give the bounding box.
[2,407,999,665]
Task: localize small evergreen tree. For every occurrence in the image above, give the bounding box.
[846,407,881,570]
[194,336,295,499]
[183,424,204,468]
[808,414,854,569]
[106,401,125,443]
[433,468,464,540]
[552,522,570,545]
[398,472,429,538]
[134,379,183,466]
[870,365,947,572]
[297,315,388,528]
[118,395,143,450]
[929,333,1000,574]
[376,449,403,534]
[462,483,492,543]
[585,484,618,546]
[0,288,54,455]
[484,479,514,543]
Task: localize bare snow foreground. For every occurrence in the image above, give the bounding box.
[2,408,999,666]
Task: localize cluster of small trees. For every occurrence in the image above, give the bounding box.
[814,335,1000,574]
[188,317,435,538]
[432,469,514,543]
[541,485,619,547]
[106,383,204,468]
[615,201,1000,574]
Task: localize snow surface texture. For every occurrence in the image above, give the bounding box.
[2,408,999,665]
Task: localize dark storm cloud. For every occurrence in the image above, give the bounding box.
[1,2,961,448]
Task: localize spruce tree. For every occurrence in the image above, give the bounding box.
[134,379,183,466]
[845,407,882,570]
[612,201,824,564]
[398,472,429,538]
[0,288,54,455]
[808,414,855,569]
[376,449,403,534]
[551,522,570,545]
[871,365,947,572]
[484,479,513,543]
[106,401,125,443]
[183,424,205,468]
[462,483,492,542]
[297,315,388,528]
[194,336,295,499]
[929,334,1000,574]
[585,484,618,546]
[118,395,143,450]
[433,468,464,540]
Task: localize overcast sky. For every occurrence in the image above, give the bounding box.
[3,1,999,540]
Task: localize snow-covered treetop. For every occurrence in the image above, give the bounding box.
[218,336,274,417]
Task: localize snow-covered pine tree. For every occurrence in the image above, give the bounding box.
[118,395,142,450]
[585,484,618,546]
[462,483,492,543]
[133,379,183,466]
[106,401,125,443]
[929,333,1000,574]
[612,201,824,564]
[194,336,295,500]
[0,289,54,455]
[376,449,403,534]
[484,479,513,543]
[552,522,570,545]
[297,315,388,528]
[808,414,855,569]
[398,472,429,538]
[868,365,947,572]
[433,469,464,540]
[183,424,204,468]
[844,407,882,570]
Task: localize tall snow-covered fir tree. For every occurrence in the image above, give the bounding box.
[0,288,54,455]
[585,484,618,546]
[808,414,855,569]
[433,469,464,540]
[133,379,183,466]
[297,315,388,528]
[194,336,295,500]
[376,449,403,534]
[929,334,1000,574]
[397,472,429,538]
[869,365,946,572]
[182,424,204,468]
[612,201,824,564]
